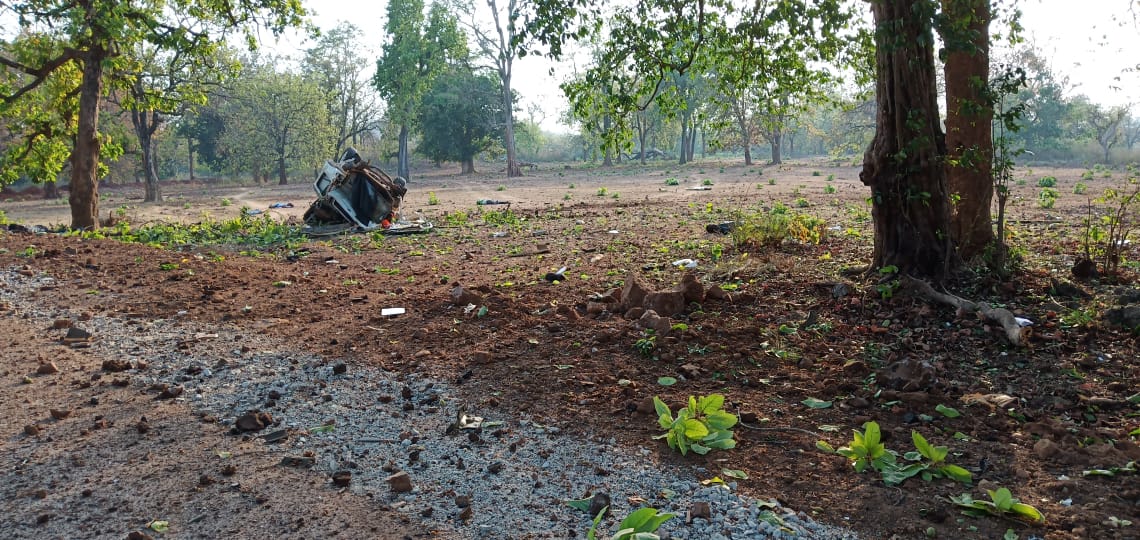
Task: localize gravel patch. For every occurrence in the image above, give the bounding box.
[2,267,859,539]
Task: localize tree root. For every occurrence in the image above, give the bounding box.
[903,276,1028,346]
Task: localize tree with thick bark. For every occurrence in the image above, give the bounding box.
[456,0,530,177]
[940,0,994,260]
[374,1,466,182]
[861,0,956,279]
[0,0,305,229]
[302,23,385,157]
[220,66,333,185]
[417,68,504,174]
[119,44,235,203]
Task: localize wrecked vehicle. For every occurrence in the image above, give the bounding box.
[302,148,431,235]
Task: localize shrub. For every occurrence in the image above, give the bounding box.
[1037,176,1057,187]
[1073,182,1088,195]
[653,394,737,455]
[1038,188,1059,208]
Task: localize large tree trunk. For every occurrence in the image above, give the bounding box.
[461,158,475,174]
[862,0,956,279]
[397,123,411,181]
[69,50,105,230]
[943,0,993,260]
[769,131,783,165]
[43,180,60,199]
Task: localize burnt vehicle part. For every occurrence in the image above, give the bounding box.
[303,148,406,230]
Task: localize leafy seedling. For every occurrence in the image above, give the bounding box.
[612,507,676,540]
[950,488,1044,524]
[818,421,895,473]
[653,394,738,456]
[902,431,973,484]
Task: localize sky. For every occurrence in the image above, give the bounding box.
[269,0,1140,132]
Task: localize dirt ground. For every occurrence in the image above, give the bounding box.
[2,157,1139,539]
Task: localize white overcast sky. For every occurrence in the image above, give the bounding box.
[272,0,1140,132]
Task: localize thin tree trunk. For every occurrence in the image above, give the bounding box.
[862,0,956,279]
[69,50,105,230]
[135,112,162,203]
[741,118,753,166]
[943,0,993,260]
[187,138,196,181]
[503,73,521,178]
[277,155,288,185]
[602,114,613,167]
[397,123,411,181]
[770,132,783,165]
[679,120,689,165]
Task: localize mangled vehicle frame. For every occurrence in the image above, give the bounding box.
[303,148,430,235]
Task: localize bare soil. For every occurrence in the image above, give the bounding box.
[2,158,1139,540]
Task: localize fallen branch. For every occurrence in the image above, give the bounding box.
[903,276,1028,346]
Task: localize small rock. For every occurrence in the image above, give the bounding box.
[845,397,871,409]
[221,464,237,476]
[636,397,656,415]
[689,501,711,521]
[24,424,40,436]
[459,505,473,522]
[677,363,702,379]
[36,362,60,375]
[332,363,347,375]
[49,409,71,420]
[387,471,413,493]
[832,283,852,298]
[157,385,184,400]
[332,470,352,487]
[450,285,483,306]
[472,350,494,364]
[1034,438,1062,461]
[588,493,611,518]
[280,456,315,468]
[101,359,131,372]
[487,461,504,474]
[740,412,759,424]
[127,531,154,540]
[136,418,150,434]
[420,507,434,517]
[455,495,471,508]
[414,349,432,359]
[52,319,72,329]
[234,411,273,432]
[36,513,52,524]
[199,474,214,486]
[33,489,48,499]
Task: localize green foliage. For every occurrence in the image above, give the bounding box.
[633,335,657,357]
[1073,182,1088,195]
[811,171,821,176]
[729,208,826,250]
[950,488,1044,524]
[794,197,810,208]
[482,208,523,228]
[701,179,713,186]
[74,212,305,253]
[653,394,737,456]
[220,65,335,183]
[817,422,972,486]
[1037,188,1058,208]
[416,68,504,169]
[597,187,609,197]
[427,192,440,205]
[1036,176,1057,187]
[1082,178,1140,275]
[824,184,837,194]
[587,507,675,540]
[768,178,777,185]
[664,178,679,186]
